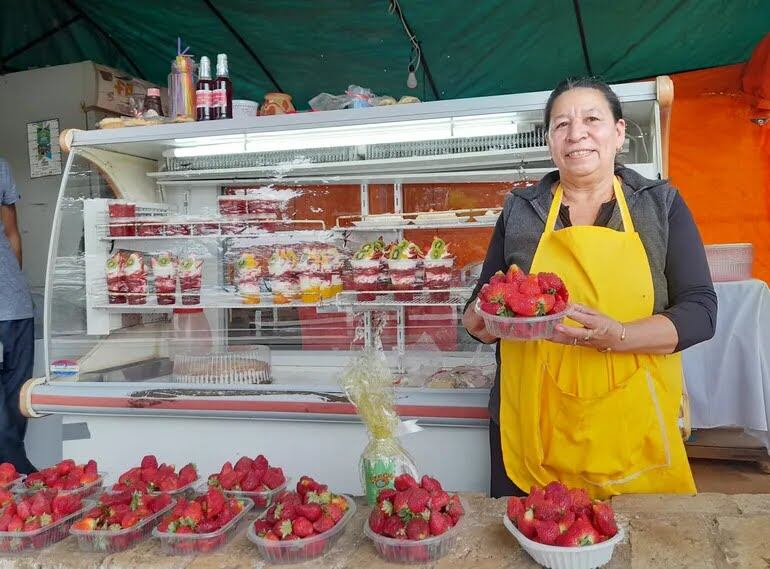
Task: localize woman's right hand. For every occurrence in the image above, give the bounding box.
[462,303,498,344]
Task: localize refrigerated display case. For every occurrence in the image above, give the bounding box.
[25,78,670,493]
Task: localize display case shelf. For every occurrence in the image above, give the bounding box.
[324,288,474,313]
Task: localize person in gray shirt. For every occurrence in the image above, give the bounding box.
[0,158,36,473]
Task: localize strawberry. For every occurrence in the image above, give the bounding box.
[158,476,179,492]
[262,467,285,490]
[140,455,158,470]
[292,516,314,538]
[240,469,262,492]
[56,459,76,476]
[568,488,592,516]
[0,463,17,483]
[533,498,562,522]
[296,475,316,496]
[23,517,42,532]
[263,530,279,541]
[377,488,397,503]
[196,520,219,534]
[485,282,508,304]
[205,488,226,519]
[591,501,618,537]
[234,457,254,473]
[505,264,526,284]
[545,481,568,500]
[552,298,568,314]
[121,512,139,528]
[323,504,343,523]
[392,490,410,515]
[429,490,450,511]
[253,455,269,470]
[329,494,348,512]
[16,499,31,520]
[178,463,197,486]
[555,516,602,547]
[507,497,524,521]
[278,504,298,521]
[445,495,464,521]
[382,515,405,539]
[516,508,537,539]
[407,488,430,514]
[535,293,556,315]
[537,272,565,295]
[406,517,430,540]
[7,516,23,532]
[428,510,450,536]
[558,511,576,534]
[181,501,203,527]
[394,474,418,491]
[219,461,234,476]
[518,275,541,297]
[368,508,387,534]
[219,470,239,491]
[479,301,504,315]
[274,519,293,539]
[30,492,50,516]
[292,503,319,523]
[149,493,172,513]
[253,519,274,536]
[84,460,98,476]
[489,270,506,285]
[312,514,335,534]
[419,475,442,493]
[534,519,560,545]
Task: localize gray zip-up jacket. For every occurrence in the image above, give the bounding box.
[467,165,718,423]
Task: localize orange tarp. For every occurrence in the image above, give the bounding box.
[669,63,770,284]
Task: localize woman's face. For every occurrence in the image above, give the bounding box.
[546,88,625,181]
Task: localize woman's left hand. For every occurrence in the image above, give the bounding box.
[550,304,625,352]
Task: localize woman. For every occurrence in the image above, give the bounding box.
[463,77,717,499]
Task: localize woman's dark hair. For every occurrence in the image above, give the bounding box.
[544,77,623,130]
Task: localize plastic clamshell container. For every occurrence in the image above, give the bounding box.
[217,478,289,510]
[0,499,96,555]
[364,498,467,564]
[247,495,356,564]
[14,473,105,500]
[474,300,567,341]
[70,498,176,553]
[0,475,25,491]
[503,514,625,569]
[705,243,753,282]
[152,497,253,555]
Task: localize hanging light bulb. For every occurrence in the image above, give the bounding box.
[406,63,417,89]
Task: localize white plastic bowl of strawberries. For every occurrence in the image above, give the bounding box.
[503,482,624,569]
[474,265,570,341]
[364,474,466,564]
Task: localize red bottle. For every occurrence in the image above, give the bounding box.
[211,53,233,120]
[195,56,214,121]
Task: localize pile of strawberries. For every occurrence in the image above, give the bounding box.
[24,459,100,495]
[0,463,19,488]
[478,265,568,317]
[71,491,173,549]
[207,455,286,507]
[369,474,463,542]
[0,489,83,550]
[111,455,197,494]
[156,488,246,553]
[507,482,618,547]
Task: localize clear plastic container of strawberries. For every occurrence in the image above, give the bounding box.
[110,455,198,498]
[474,265,570,340]
[206,454,288,509]
[152,487,253,554]
[364,473,466,564]
[503,481,624,569]
[70,491,176,552]
[247,475,356,564]
[0,488,93,554]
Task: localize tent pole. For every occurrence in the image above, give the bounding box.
[63,0,146,79]
[571,0,594,76]
[202,0,283,93]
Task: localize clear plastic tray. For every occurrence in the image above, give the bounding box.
[475,300,567,340]
[0,474,25,491]
[364,497,467,564]
[0,499,95,555]
[172,347,271,385]
[70,498,176,553]
[152,497,253,555]
[503,514,625,569]
[247,495,356,564]
[705,243,753,282]
[14,473,105,500]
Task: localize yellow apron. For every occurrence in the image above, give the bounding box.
[499,177,695,499]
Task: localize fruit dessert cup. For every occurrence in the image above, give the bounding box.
[106,252,127,304]
[135,218,165,237]
[236,253,262,305]
[124,252,148,305]
[268,248,299,304]
[178,255,203,306]
[350,258,381,302]
[151,253,177,305]
[217,195,248,216]
[423,237,454,301]
[163,218,192,236]
[108,201,136,237]
[387,259,419,301]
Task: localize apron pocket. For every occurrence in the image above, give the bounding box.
[539,366,670,485]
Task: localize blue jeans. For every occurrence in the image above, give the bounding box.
[0,318,35,473]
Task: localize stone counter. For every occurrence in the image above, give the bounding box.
[0,493,768,568]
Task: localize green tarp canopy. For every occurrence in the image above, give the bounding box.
[1,0,768,107]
